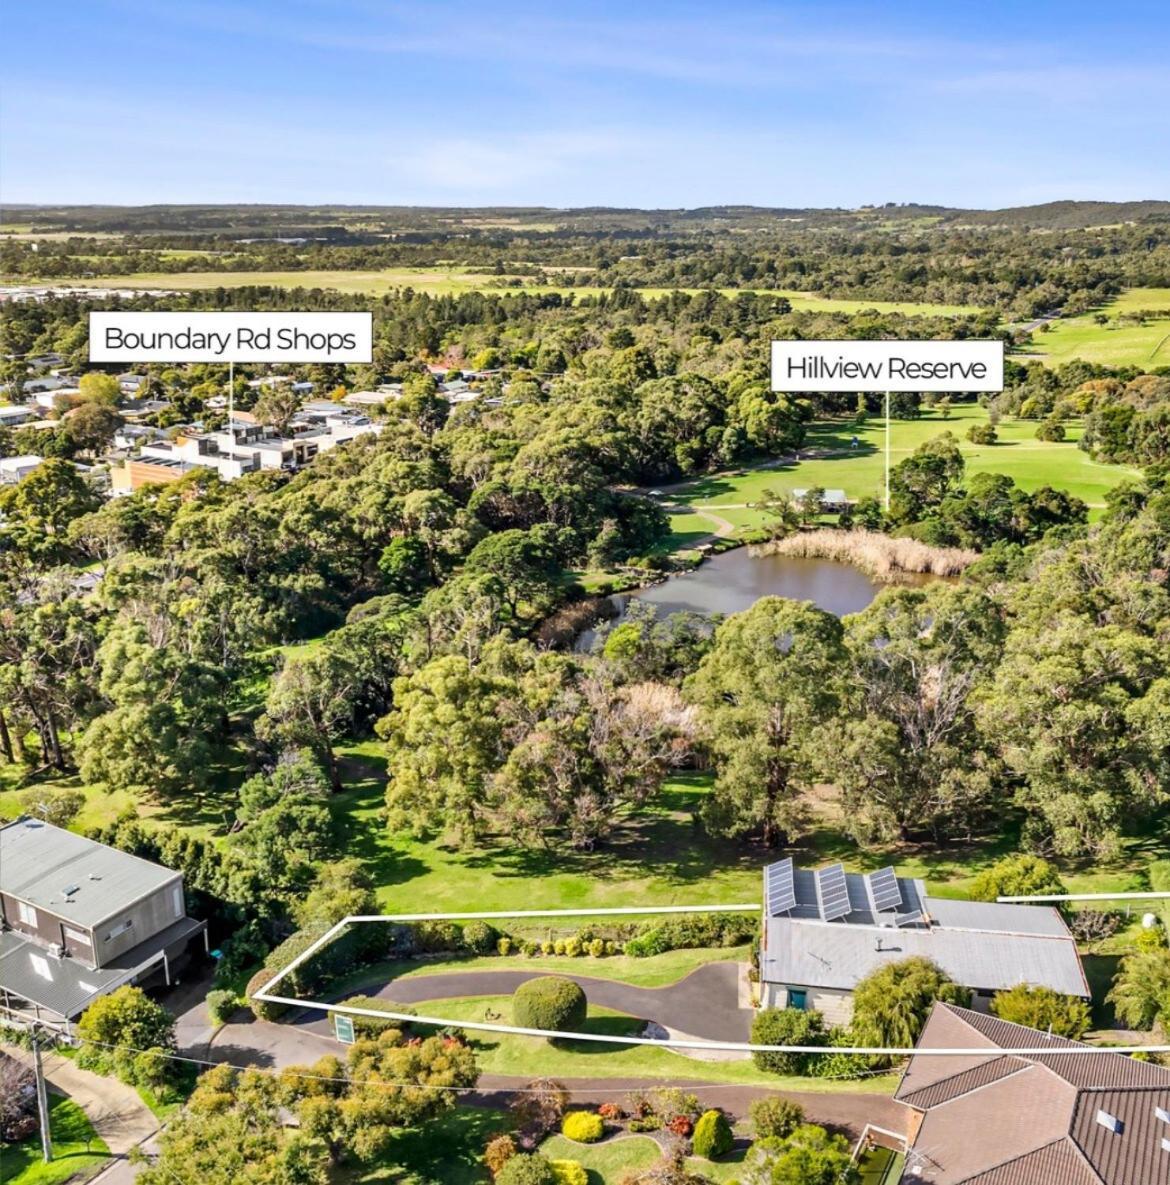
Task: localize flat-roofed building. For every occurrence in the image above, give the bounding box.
[0,818,206,1033]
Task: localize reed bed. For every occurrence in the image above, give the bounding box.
[750,529,977,580]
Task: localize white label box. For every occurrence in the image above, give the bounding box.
[89,312,373,363]
[772,340,1003,393]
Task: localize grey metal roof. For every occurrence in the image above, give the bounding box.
[0,818,179,928]
[762,914,1088,996]
[773,864,927,927]
[0,916,204,1019]
[924,897,1071,938]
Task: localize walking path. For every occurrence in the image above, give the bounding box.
[2,1042,157,1155]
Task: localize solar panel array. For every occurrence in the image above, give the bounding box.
[816,862,852,921]
[765,858,796,917]
[866,866,902,914]
[896,910,924,927]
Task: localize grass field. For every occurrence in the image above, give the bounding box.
[328,748,1168,918]
[2,269,982,316]
[1024,288,1170,368]
[0,1095,110,1185]
[659,402,1139,546]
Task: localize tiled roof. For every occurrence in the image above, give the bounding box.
[901,1005,1170,1185]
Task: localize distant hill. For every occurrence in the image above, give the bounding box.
[939,200,1170,229]
[2,200,1167,236]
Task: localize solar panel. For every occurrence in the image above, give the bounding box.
[765,858,796,916]
[816,863,852,922]
[896,910,924,928]
[866,867,902,914]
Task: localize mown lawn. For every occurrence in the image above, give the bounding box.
[660,403,1138,541]
[0,1095,110,1185]
[540,1131,747,1182]
[336,947,751,993]
[1023,288,1170,368]
[385,993,897,1090]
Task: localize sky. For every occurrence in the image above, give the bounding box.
[3,0,1169,209]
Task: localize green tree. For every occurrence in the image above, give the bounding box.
[0,457,100,561]
[741,1126,858,1185]
[77,986,176,1085]
[749,1096,805,1140]
[78,371,121,405]
[850,958,970,1050]
[463,528,563,619]
[77,621,222,794]
[1107,949,1170,1030]
[969,855,1066,903]
[496,1155,557,1185]
[685,599,846,845]
[253,383,302,432]
[887,433,964,524]
[293,859,377,928]
[137,1065,330,1185]
[990,984,1091,1037]
[378,653,511,843]
[258,648,360,792]
[821,584,1004,842]
[65,399,122,454]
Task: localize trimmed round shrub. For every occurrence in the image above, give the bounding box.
[550,1161,587,1185]
[464,920,500,954]
[561,1110,604,1143]
[750,1007,826,1075]
[692,1109,734,1159]
[513,976,587,1034]
[247,966,288,1019]
[749,1096,805,1139]
[496,1154,556,1185]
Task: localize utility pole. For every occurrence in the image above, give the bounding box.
[31,1026,53,1164]
[884,390,892,512]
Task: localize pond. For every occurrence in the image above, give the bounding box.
[577,546,916,650]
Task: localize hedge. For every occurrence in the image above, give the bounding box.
[561,1111,604,1143]
[341,995,417,1037]
[750,1007,826,1075]
[513,977,587,1034]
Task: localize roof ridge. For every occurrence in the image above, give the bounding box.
[954,1136,1104,1185]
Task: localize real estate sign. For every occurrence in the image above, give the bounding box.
[334,1013,356,1044]
[771,340,1004,393]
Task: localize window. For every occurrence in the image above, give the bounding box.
[16,900,38,928]
[105,918,134,941]
[172,885,183,918]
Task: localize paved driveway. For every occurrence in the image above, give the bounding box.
[293,961,753,1044]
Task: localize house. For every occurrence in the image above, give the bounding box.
[0,818,206,1033]
[0,455,43,485]
[116,373,146,395]
[0,404,38,427]
[895,1002,1170,1184]
[759,860,1088,1024]
[792,487,850,510]
[343,390,389,407]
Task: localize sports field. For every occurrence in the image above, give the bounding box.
[658,402,1138,542]
[1024,288,1170,368]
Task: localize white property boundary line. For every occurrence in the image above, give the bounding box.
[251,904,1170,1057]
